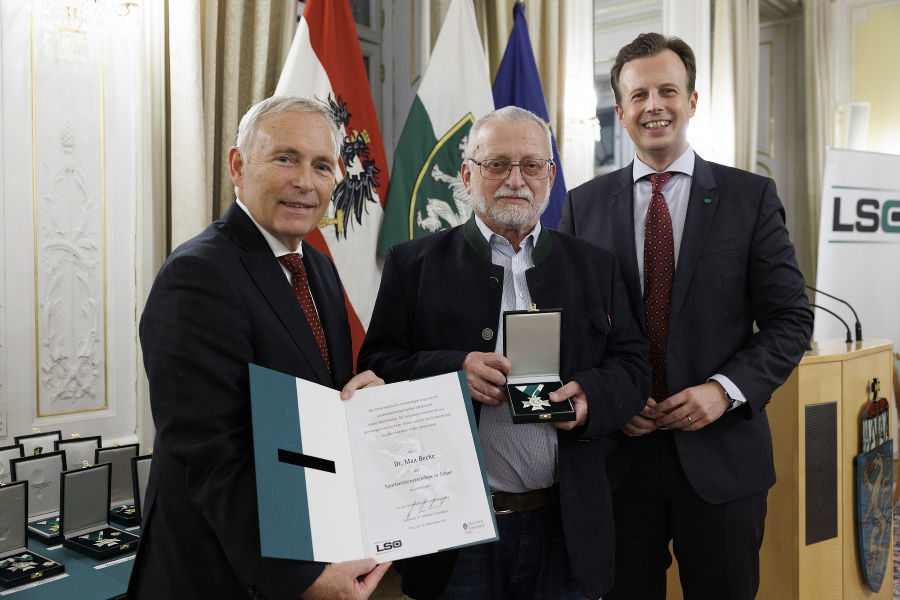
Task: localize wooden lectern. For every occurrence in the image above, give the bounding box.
[666,339,894,599]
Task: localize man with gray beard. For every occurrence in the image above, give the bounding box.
[358,107,650,600]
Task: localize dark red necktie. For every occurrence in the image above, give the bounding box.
[278,253,331,375]
[643,172,675,400]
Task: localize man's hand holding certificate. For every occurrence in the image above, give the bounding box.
[249,365,498,563]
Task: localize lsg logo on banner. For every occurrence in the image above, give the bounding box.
[830,196,900,236]
[814,147,900,343]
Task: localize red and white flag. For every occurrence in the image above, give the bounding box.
[275,0,389,359]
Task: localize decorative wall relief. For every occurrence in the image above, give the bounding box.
[33,0,107,415]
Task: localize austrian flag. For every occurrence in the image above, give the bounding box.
[275,0,389,358]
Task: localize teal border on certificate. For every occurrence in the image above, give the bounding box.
[249,363,314,559]
[448,370,499,548]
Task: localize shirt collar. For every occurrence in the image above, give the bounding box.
[632,146,696,182]
[236,198,303,258]
[473,213,541,249]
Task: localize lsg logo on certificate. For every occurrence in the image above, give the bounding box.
[375,539,403,554]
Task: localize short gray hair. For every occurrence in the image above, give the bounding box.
[235,95,343,161]
[464,106,552,160]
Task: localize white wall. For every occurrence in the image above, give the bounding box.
[0,0,155,452]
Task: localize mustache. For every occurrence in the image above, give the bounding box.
[493,188,535,203]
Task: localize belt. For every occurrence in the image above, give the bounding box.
[490,484,559,514]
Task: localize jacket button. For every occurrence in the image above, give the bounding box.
[488,276,500,289]
[481,328,494,341]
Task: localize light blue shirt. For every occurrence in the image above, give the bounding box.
[473,215,558,493]
[631,149,746,408]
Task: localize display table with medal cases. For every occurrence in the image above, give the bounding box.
[502,309,575,423]
[0,463,141,599]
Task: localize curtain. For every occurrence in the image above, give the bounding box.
[802,0,833,285]
[710,0,758,171]
[167,0,294,249]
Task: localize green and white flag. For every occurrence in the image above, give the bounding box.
[377,0,494,255]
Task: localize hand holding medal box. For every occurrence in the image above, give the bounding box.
[503,308,576,423]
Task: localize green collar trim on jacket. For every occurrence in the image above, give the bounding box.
[532,223,552,265]
[462,215,553,265]
[462,217,492,263]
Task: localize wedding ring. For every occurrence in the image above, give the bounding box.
[686,415,693,424]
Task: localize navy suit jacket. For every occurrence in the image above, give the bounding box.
[129,203,354,600]
[559,154,813,503]
[357,218,650,599]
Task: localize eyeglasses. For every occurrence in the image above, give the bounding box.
[467,158,554,180]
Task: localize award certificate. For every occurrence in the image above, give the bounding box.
[249,365,498,563]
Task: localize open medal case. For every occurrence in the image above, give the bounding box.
[95,444,140,525]
[0,444,24,485]
[130,455,152,521]
[0,481,64,588]
[14,431,62,458]
[503,309,575,423]
[10,451,66,542]
[55,436,102,471]
[60,463,139,559]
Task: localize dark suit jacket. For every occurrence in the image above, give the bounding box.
[357,218,650,600]
[128,203,354,600]
[559,154,813,504]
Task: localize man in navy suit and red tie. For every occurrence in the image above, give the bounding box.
[129,96,389,600]
[559,33,813,599]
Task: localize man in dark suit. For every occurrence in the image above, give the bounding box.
[359,106,650,600]
[559,33,814,599]
[129,96,389,600]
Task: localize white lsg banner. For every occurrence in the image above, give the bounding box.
[814,148,900,349]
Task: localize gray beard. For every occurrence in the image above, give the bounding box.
[471,189,550,228]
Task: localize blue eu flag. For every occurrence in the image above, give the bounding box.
[492,1,567,229]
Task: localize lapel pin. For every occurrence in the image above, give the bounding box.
[703,198,712,204]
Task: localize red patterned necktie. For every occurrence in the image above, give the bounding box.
[643,172,675,400]
[278,253,332,375]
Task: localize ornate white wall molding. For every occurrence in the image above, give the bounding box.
[33,1,107,415]
[1,0,145,444]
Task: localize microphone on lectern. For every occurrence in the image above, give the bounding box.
[806,285,862,342]
[810,303,853,344]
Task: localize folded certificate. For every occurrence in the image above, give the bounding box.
[249,365,498,563]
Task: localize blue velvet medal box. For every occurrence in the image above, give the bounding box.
[0,481,64,588]
[503,309,575,424]
[60,463,139,560]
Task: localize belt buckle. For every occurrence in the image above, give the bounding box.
[490,493,513,515]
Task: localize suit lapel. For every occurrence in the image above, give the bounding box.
[223,204,333,385]
[671,155,719,318]
[611,167,642,318]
